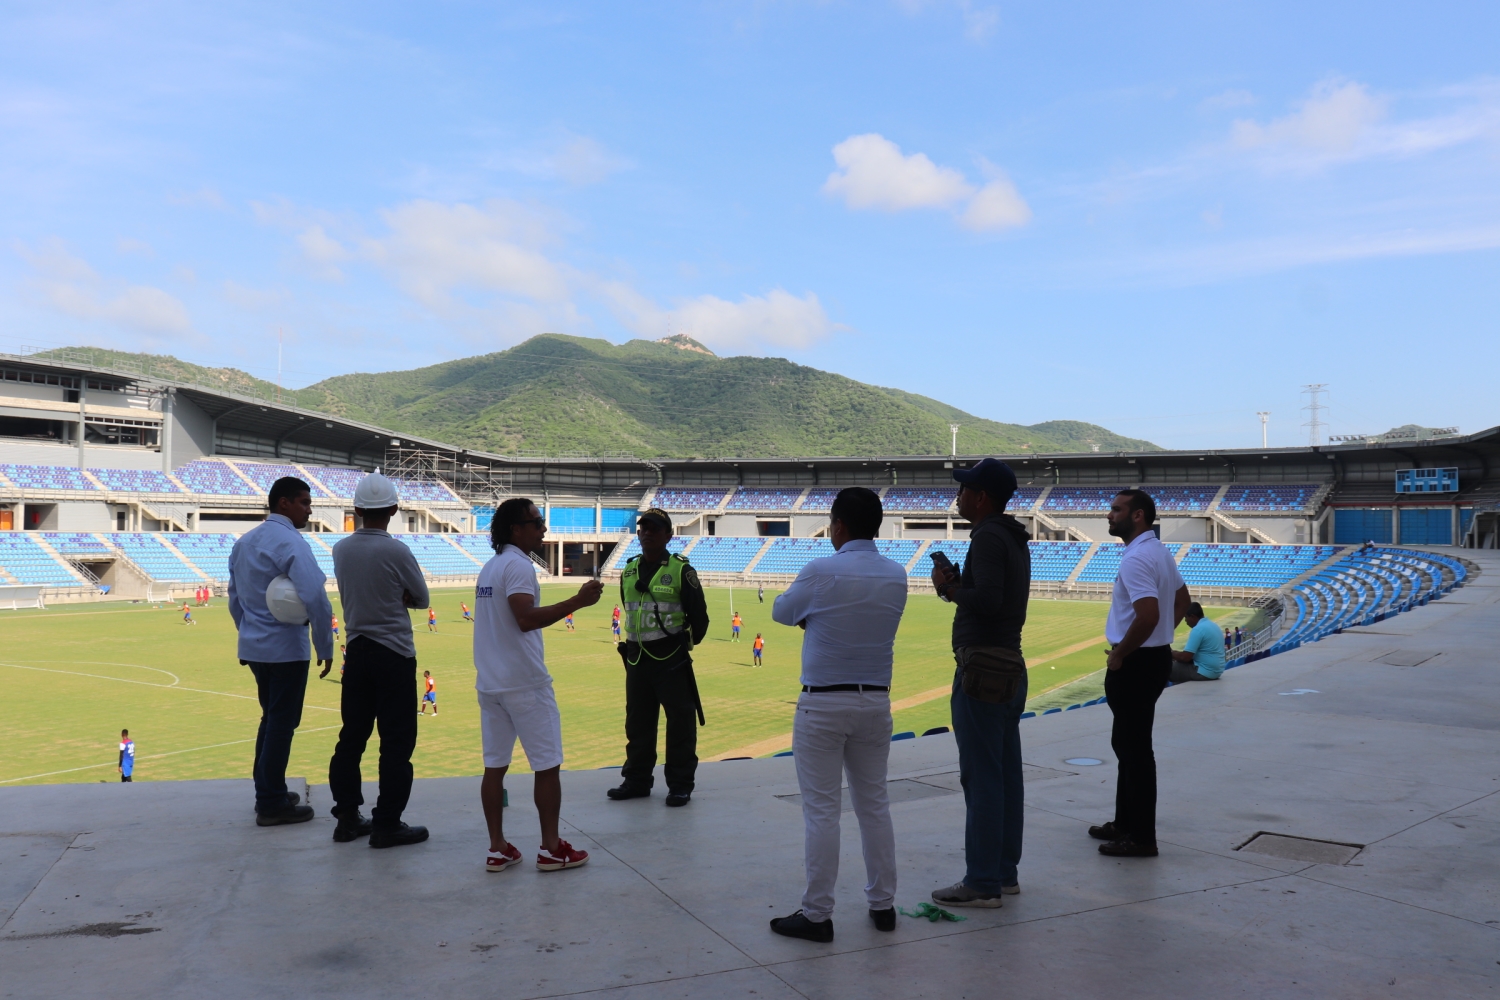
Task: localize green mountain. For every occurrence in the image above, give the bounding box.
[43,336,1159,458]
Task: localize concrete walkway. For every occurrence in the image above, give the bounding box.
[4,551,1497,999]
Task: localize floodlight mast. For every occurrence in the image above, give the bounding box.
[1257,411,1270,449]
[1301,385,1328,446]
[950,424,959,457]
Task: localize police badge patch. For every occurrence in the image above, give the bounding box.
[660,574,672,585]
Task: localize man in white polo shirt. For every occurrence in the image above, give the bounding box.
[474,497,603,874]
[767,487,909,943]
[1091,489,1191,858]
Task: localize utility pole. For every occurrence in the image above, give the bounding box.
[1301,385,1327,446]
[277,328,283,405]
[950,424,959,457]
[1257,411,1270,449]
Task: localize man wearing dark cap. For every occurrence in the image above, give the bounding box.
[929,458,1032,907]
[609,508,710,806]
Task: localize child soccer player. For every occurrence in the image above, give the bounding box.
[461,601,473,624]
[181,602,196,625]
[752,632,764,666]
[428,608,438,632]
[564,612,575,632]
[611,615,621,640]
[731,611,742,642]
[420,670,438,715]
[118,729,135,782]
[331,613,340,642]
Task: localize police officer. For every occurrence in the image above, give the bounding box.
[608,508,710,807]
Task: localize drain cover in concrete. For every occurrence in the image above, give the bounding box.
[1375,650,1439,667]
[1237,833,1362,865]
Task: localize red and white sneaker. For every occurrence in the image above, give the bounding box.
[486,843,523,873]
[537,839,589,871]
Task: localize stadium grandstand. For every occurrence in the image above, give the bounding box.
[0,348,1493,631]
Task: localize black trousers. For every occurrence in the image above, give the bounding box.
[1104,644,1172,845]
[621,658,699,793]
[328,637,418,828]
[247,660,309,815]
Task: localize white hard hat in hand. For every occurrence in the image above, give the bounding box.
[265,574,309,625]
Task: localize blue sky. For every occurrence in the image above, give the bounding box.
[3,1,1498,449]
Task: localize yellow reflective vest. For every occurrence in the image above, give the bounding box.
[620,553,692,643]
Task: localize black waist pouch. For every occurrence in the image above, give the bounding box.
[955,645,1027,704]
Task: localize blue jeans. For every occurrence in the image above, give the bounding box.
[247,660,309,815]
[950,666,1027,892]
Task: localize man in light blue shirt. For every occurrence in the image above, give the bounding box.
[768,487,909,944]
[1170,602,1225,682]
[228,476,334,825]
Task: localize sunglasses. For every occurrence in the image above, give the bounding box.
[514,517,546,529]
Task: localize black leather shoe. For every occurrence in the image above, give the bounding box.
[286,791,301,807]
[369,823,429,848]
[1099,839,1158,857]
[770,910,833,942]
[1088,821,1124,841]
[869,907,896,932]
[256,804,314,827]
[606,784,651,801]
[664,791,691,807]
[332,808,373,842]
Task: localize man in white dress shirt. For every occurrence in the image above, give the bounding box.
[1091,489,1191,858]
[768,488,909,943]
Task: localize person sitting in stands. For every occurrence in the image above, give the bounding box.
[1170,603,1225,683]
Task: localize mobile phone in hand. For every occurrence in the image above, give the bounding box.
[929,551,956,575]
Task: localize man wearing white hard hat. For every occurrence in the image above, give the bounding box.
[228,476,335,826]
[326,472,432,848]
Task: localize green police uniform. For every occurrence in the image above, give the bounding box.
[617,552,710,794]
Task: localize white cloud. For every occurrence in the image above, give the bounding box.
[824,133,974,211]
[362,199,569,312]
[549,135,630,185]
[601,282,838,353]
[824,133,1031,231]
[115,237,154,257]
[960,175,1032,231]
[16,238,192,336]
[296,225,348,281]
[487,132,631,186]
[1232,79,1385,153]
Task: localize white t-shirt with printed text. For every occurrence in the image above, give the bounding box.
[473,545,549,695]
[1105,532,1186,647]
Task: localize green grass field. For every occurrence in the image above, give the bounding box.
[0,586,1245,786]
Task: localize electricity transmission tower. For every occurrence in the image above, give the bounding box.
[1301,385,1328,446]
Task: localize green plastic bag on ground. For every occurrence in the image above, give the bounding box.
[898,902,966,922]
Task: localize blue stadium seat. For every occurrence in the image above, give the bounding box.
[174,461,259,496]
[89,468,182,493]
[0,464,99,492]
[726,488,802,511]
[652,488,731,511]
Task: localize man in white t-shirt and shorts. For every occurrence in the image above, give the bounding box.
[475,497,603,874]
[1091,489,1191,859]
